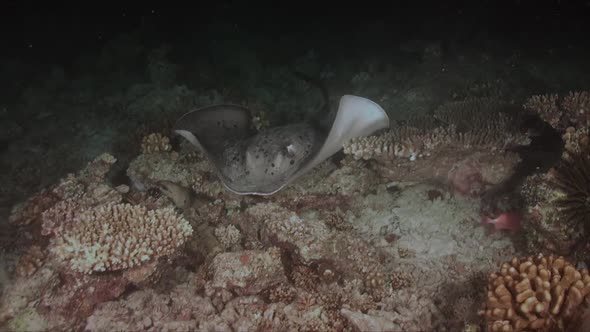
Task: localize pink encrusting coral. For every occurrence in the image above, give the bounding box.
[447,159,485,197]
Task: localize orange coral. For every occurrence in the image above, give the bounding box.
[480,254,590,331]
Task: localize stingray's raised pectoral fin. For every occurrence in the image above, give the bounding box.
[290,95,390,182]
[173,104,254,155]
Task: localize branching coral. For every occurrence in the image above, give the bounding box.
[342,98,527,196]
[140,132,172,154]
[524,91,590,159]
[524,91,589,132]
[343,98,529,163]
[480,254,590,332]
[519,91,590,256]
[50,203,193,274]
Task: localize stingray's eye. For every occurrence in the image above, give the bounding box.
[286,144,296,156]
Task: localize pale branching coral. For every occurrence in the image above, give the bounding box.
[343,125,451,161]
[141,132,172,154]
[480,254,590,332]
[523,93,560,129]
[524,91,590,159]
[562,126,589,158]
[561,91,590,128]
[214,224,242,249]
[523,91,590,159]
[51,203,193,274]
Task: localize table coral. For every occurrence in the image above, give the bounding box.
[343,97,529,163]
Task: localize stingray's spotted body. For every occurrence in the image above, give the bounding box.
[174,95,390,195]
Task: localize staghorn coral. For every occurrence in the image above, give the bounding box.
[50,203,193,274]
[480,254,590,332]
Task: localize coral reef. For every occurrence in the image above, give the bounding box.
[4,90,580,331]
[480,254,590,331]
[524,91,589,133]
[343,97,529,196]
[344,97,529,162]
[4,23,590,332]
[523,91,589,159]
[0,152,193,329]
[140,132,172,154]
[50,203,192,274]
[518,91,590,260]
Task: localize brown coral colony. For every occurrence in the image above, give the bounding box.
[481,254,590,332]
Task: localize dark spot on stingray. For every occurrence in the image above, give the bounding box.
[233,124,238,128]
[290,160,294,165]
[255,155,259,159]
[245,170,250,175]
[271,172,274,175]
[271,163,275,167]
[217,121,221,126]
[265,168,268,173]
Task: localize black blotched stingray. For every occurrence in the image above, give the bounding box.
[174,95,390,195]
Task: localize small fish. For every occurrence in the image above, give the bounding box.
[481,211,522,234]
[157,180,214,211]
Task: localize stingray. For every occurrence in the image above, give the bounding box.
[174,95,390,195]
